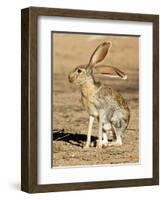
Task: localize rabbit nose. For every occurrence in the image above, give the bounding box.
[68,72,74,83]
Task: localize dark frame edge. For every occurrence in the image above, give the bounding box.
[25,178,154,193]
[21,7,38,193]
[21,8,30,193]
[152,15,159,185]
[23,6,158,22]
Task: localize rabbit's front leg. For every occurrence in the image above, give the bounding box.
[97,110,104,148]
[84,115,94,149]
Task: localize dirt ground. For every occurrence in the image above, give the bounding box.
[52,33,139,167]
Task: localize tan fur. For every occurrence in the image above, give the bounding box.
[68,42,130,148]
[81,80,99,117]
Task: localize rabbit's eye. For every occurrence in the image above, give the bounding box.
[77,69,82,73]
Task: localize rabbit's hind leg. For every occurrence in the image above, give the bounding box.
[101,123,112,146]
[108,119,127,146]
[108,127,122,146]
[96,110,105,148]
[97,123,113,147]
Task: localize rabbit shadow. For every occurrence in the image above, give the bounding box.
[53,129,98,147]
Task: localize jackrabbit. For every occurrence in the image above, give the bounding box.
[68,42,130,148]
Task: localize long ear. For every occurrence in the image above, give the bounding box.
[94,65,127,80]
[88,42,112,67]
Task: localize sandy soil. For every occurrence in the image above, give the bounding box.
[52,33,139,167]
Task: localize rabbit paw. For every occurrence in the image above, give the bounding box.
[108,141,122,146]
[96,140,104,148]
[83,142,90,149]
[96,143,103,149]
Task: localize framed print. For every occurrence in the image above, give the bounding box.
[21,7,159,193]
